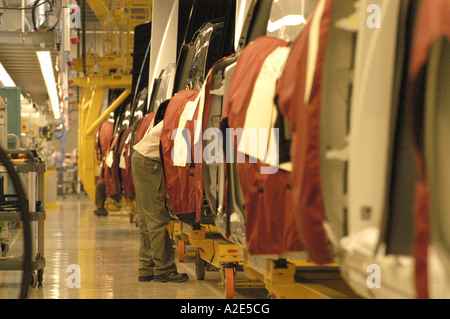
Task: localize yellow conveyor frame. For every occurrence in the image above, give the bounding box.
[169,220,361,299]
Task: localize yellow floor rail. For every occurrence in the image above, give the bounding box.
[168,220,361,299]
[244,252,361,299]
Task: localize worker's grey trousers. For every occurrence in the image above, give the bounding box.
[131,151,177,277]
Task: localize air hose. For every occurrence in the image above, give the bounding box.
[0,146,32,299]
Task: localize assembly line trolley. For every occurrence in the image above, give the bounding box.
[171,220,264,299]
[170,219,360,299]
[0,150,46,288]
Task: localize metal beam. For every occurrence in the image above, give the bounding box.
[86,0,110,25]
[73,56,127,73]
[73,75,132,88]
[84,87,106,132]
[0,31,56,45]
[86,88,131,136]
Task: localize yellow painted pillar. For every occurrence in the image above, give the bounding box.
[78,86,105,203]
[78,87,93,186]
[85,87,105,203]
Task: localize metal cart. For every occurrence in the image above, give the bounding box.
[61,165,80,198]
[0,150,46,288]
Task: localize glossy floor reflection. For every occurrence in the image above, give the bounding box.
[0,194,268,299]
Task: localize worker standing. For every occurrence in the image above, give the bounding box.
[50,146,63,185]
[132,119,189,283]
[93,121,114,217]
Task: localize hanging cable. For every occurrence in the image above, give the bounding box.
[0,147,32,299]
[0,0,50,10]
[31,0,53,31]
[35,0,62,32]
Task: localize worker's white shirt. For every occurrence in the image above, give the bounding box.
[133,120,164,160]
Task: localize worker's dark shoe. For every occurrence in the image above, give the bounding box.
[94,208,108,217]
[153,271,189,283]
[138,275,154,282]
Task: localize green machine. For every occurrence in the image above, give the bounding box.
[0,87,21,254]
[0,87,21,149]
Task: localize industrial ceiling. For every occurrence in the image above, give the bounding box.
[0,2,101,104]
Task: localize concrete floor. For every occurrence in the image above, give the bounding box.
[0,194,268,299]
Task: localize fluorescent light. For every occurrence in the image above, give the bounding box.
[36,51,61,120]
[0,63,16,87]
[0,63,26,100]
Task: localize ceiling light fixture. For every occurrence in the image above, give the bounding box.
[36,51,61,119]
[0,63,16,87]
[0,63,26,101]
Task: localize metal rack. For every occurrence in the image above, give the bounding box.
[0,150,46,288]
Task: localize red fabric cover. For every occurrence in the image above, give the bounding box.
[274,0,334,264]
[157,55,236,222]
[160,90,200,216]
[413,181,430,299]
[95,121,114,163]
[103,150,114,195]
[222,36,304,255]
[118,127,133,198]
[104,131,123,197]
[134,113,155,146]
[407,0,450,299]
[95,121,114,182]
